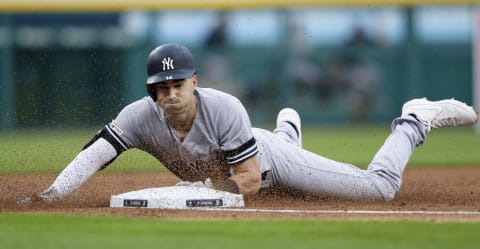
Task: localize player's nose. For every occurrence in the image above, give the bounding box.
[167,88,177,98]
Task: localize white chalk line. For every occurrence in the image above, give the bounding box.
[198,208,480,216]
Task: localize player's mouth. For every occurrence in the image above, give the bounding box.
[163,99,180,106]
[164,101,181,108]
[163,102,184,113]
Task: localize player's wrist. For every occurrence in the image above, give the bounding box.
[222,178,240,194]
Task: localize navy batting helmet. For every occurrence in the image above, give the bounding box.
[146,43,196,101]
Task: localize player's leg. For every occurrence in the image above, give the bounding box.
[366,98,478,198]
[267,98,477,200]
[257,118,408,200]
[273,108,302,147]
[266,131,415,200]
[268,107,397,199]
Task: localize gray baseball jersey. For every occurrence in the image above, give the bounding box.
[105,87,263,183]
[103,87,426,200]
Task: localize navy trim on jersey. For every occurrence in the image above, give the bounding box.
[224,137,258,165]
[82,124,129,171]
[83,124,128,155]
[105,124,128,151]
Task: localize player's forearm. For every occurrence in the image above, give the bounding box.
[224,171,261,195]
[223,155,261,195]
[39,138,117,202]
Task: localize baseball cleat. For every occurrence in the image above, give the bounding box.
[401,97,478,132]
[276,108,302,147]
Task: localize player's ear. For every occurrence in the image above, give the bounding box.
[192,74,198,87]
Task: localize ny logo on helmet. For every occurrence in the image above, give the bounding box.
[162,57,174,71]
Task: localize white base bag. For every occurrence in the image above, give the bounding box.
[110,186,244,209]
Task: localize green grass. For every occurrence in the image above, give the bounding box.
[2,128,480,248]
[0,129,162,174]
[1,126,479,174]
[302,125,480,168]
[1,212,480,249]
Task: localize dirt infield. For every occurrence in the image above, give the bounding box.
[2,167,480,221]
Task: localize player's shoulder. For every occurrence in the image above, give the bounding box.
[122,96,155,109]
[195,87,249,126]
[195,87,242,107]
[118,96,157,117]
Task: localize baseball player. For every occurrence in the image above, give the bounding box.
[23,43,478,204]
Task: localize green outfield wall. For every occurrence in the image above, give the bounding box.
[1,42,471,128]
[0,7,475,129]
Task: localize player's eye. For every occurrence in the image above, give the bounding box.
[173,82,184,88]
[157,85,169,91]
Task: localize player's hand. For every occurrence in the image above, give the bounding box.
[17,187,61,207]
[175,178,213,188]
[16,194,46,207]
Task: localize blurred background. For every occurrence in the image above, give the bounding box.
[0,0,479,131]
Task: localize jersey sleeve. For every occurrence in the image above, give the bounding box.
[105,97,153,149]
[216,96,258,165]
[82,98,152,170]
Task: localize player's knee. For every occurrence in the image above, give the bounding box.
[381,190,397,201]
[377,180,401,201]
[370,169,401,201]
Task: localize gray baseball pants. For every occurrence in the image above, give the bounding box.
[252,116,426,201]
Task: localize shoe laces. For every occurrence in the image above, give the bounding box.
[431,117,459,129]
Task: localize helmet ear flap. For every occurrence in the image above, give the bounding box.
[147,85,157,101]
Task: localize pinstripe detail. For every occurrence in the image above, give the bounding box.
[106,124,128,151]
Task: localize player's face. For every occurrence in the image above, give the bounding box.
[155,75,197,117]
